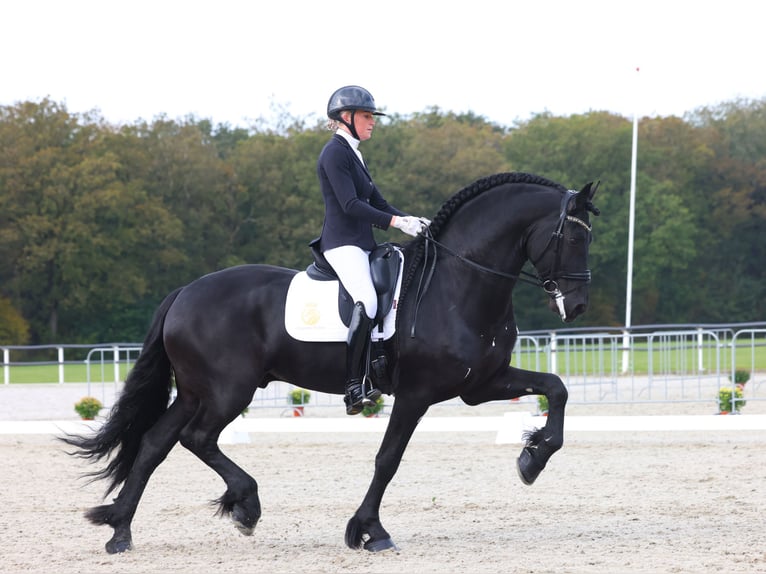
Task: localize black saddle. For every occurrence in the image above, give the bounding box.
[307,239,402,327]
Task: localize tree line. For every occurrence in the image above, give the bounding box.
[1,97,764,344]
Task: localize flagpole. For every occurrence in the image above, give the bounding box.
[622,67,639,373]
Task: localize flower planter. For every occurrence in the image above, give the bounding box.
[362,396,384,418]
[74,396,103,420]
[287,388,310,417]
[537,395,549,416]
[717,386,745,415]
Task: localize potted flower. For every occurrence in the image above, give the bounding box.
[362,396,384,418]
[74,396,103,420]
[717,386,745,414]
[288,387,310,416]
[537,395,549,416]
[730,369,750,387]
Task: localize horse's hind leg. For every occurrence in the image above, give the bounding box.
[178,408,261,535]
[460,366,568,485]
[90,401,190,553]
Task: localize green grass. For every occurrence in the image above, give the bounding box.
[2,362,135,384]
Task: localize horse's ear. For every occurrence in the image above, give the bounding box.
[573,180,601,216]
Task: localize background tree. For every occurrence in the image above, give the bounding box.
[0,101,184,342]
[1,97,764,342]
[690,99,766,321]
[0,295,29,344]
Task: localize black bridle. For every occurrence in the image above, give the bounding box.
[530,189,593,287]
[410,190,593,335]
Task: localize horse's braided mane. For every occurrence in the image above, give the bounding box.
[428,172,566,238]
[398,171,567,306]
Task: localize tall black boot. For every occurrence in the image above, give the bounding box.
[344,302,376,415]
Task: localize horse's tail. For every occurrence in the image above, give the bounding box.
[59,286,183,496]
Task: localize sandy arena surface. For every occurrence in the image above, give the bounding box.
[1,384,765,573]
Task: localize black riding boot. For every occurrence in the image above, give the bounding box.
[344,302,380,415]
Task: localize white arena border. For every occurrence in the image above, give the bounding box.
[2,413,766,445]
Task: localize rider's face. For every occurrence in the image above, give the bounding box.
[342,110,376,141]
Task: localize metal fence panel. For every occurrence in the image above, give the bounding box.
[3,324,764,414]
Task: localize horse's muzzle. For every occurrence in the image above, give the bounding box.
[547,296,588,322]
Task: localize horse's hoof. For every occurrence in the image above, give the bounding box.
[233,521,255,536]
[364,537,399,552]
[231,502,258,535]
[231,513,255,536]
[105,537,133,554]
[516,447,545,486]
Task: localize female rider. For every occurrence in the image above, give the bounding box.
[314,85,428,415]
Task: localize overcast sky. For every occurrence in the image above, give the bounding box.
[3,0,764,128]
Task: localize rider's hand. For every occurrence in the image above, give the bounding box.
[418,217,431,228]
[392,215,425,237]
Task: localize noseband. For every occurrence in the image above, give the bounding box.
[411,190,591,334]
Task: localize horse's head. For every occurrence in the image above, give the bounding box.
[527,181,599,322]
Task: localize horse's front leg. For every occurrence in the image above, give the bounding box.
[460,366,568,486]
[345,399,428,552]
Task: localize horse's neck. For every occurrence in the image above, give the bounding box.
[438,190,540,276]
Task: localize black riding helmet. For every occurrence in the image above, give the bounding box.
[327,85,386,139]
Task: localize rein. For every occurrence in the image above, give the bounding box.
[409,190,592,336]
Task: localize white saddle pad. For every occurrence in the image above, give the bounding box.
[284,256,403,343]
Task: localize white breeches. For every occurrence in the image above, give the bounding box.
[323,245,377,319]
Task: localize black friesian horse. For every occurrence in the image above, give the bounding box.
[62,172,599,554]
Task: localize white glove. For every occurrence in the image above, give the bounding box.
[392,215,425,237]
[418,217,431,227]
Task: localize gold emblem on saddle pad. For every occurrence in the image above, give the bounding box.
[301,303,321,326]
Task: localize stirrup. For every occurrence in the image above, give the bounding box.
[362,376,381,406]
